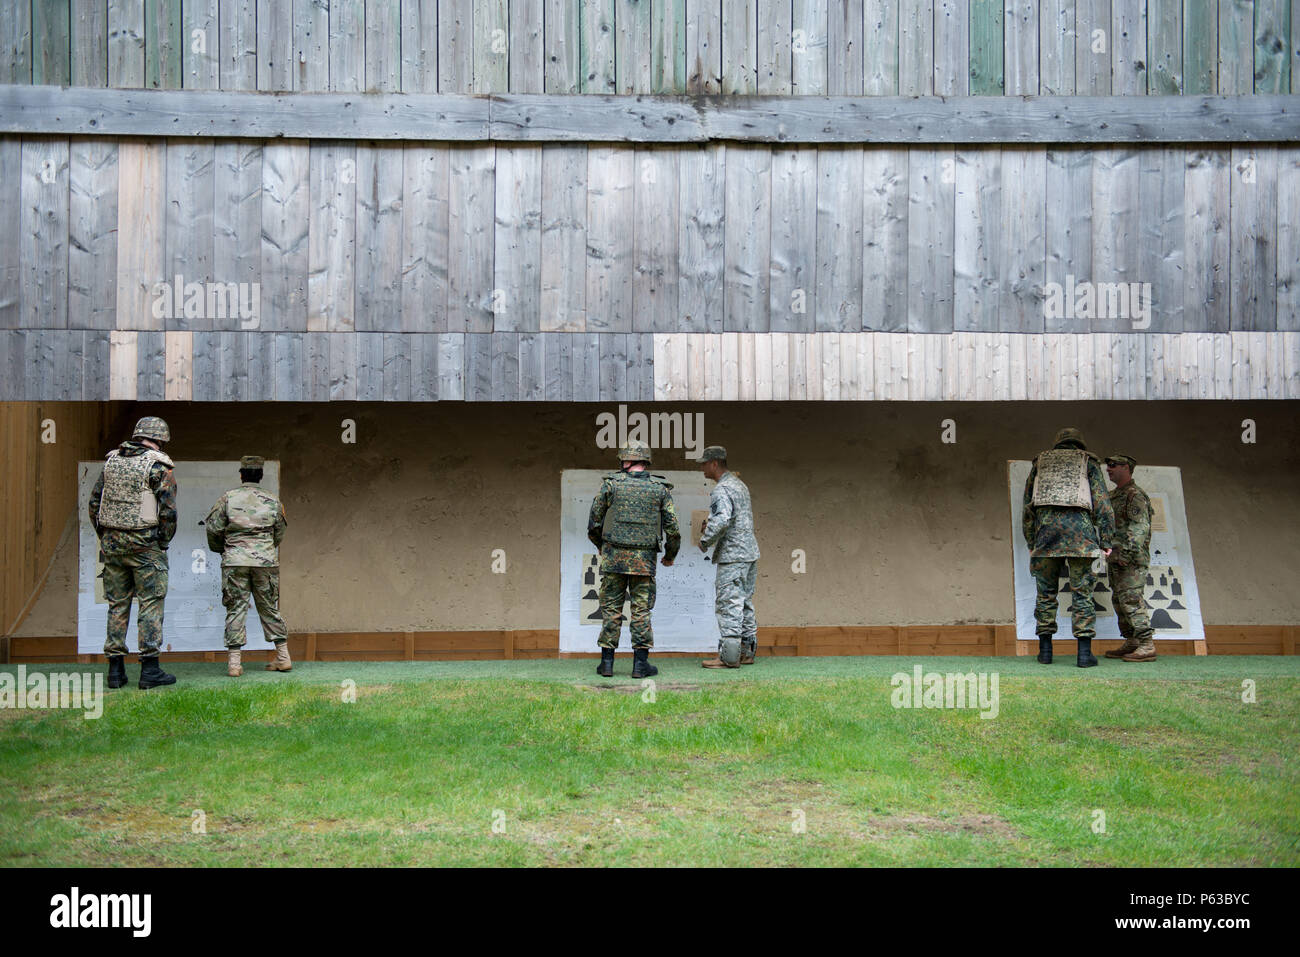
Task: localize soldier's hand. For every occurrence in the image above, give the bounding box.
[662,558,674,567]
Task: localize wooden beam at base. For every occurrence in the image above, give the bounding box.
[1,87,1295,144]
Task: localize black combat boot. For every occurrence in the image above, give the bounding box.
[1076,638,1098,668]
[138,656,177,689]
[1036,635,1053,664]
[106,655,128,689]
[596,647,615,677]
[631,647,658,678]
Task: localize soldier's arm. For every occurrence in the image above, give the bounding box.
[661,494,682,562]
[586,481,611,549]
[1021,465,1037,545]
[1123,492,1151,562]
[1089,462,1115,551]
[699,486,734,548]
[88,469,105,537]
[151,463,179,547]
[272,501,287,547]
[205,497,228,553]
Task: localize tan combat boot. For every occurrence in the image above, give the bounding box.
[227,648,243,677]
[739,643,756,665]
[701,656,731,669]
[265,641,292,672]
[1104,637,1140,659]
[1122,637,1157,662]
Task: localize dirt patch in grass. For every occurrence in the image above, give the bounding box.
[870,813,1020,838]
[578,682,703,694]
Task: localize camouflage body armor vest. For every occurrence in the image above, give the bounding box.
[601,472,666,549]
[97,448,174,529]
[1031,449,1093,509]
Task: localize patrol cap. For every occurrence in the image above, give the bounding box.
[240,455,265,469]
[1104,453,1137,469]
[617,444,652,464]
[132,416,171,443]
[1052,427,1087,450]
[700,445,727,463]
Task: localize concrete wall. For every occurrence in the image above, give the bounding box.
[16,400,1300,636]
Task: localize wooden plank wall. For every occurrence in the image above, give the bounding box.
[0,401,121,642]
[0,0,1295,96]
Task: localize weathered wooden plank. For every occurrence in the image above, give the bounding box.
[24,328,55,400]
[684,331,704,399]
[439,0,474,92]
[260,140,309,332]
[722,0,757,93]
[115,139,165,330]
[356,331,384,400]
[145,0,183,89]
[164,139,214,330]
[307,141,356,332]
[652,0,688,93]
[999,148,1045,332]
[1218,0,1253,93]
[755,0,791,94]
[805,330,823,399]
[769,147,816,333]
[447,145,495,332]
[1075,0,1111,95]
[1089,147,1139,332]
[108,329,138,399]
[790,0,827,95]
[0,141,17,329]
[69,140,119,331]
[473,0,508,92]
[219,330,248,400]
[684,0,722,93]
[724,145,771,331]
[1255,0,1292,94]
[897,0,932,94]
[1004,0,1038,94]
[399,0,438,92]
[678,143,725,332]
[1277,148,1300,331]
[134,329,164,399]
[437,331,465,399]
[1184,150,1230,332]
[787,331,807,398]
[768,330,788,399]
[329,0,364,92]
[862,147,908,331]
[702,331,722,400]
[182,0,218,89]
[108,0,145,87]
[246,325,273,399]
[540,145,587,332]
[328,329,356,399]
[212,141,262,330]
[574,331,600,400]
[354,143,405,331]
[33,0,71,86]
[409,331,437,400]
[491,331,519,400]
[303,330,330,400]
[255,0,293,91]
[465,330,493,399]
[1181,0,1216,94]
[293,0,328,91]
[544,330,573,400]
[934,0,969,96]
[906,148,956,334]
[753,329,772,398]
[72,0,109,86]
[630,332,654,400]
[828,0,864,95]
[817,147,865,332]
[1147,0,1181,94]
[366,0,401,92]
[401,143,451,332]
[544,0,579,93]
[1138,147,1184,332]
[633,147,679,332]
[492,145,542,332]
[969,0,1003,94]
[1229,147,1278,331]
[0,2,32,84]
[219,0,256,90]
[518,331,544,399]
[601,330,627,399]
[864,0,900,94]
[271,331,301,401]
[580,0,617,93]
[585,146,634,332]
[954,148,1001,332]
[1043,148,1091,334]
[1110,0,1147,94]
[85,328,110,398]
[1040,0,1075,95]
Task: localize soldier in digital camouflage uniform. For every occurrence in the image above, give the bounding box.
[205,455,290,677]
[697,446,761,669]
[1023,427,1116,667]
[87,415,178,690]
[1104,453,1157,662]
[587,444,681,678]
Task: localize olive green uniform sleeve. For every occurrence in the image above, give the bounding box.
[273,501,288,548]
[660,492,681,562]
[1087,460,1115,551]
[205,494,228,553]
[1119,488,1152,564]
[88,468,106,537]
[1021,462,1038,546]
[587,479,612,549]
[150,461,178,546]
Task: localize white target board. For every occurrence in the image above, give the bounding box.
[78,461,281,654]
[560,470,722,653]
[1008,461,1203,641]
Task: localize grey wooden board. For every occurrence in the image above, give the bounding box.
[769,146,816,333]
[247,325,273,399]
[1230,147,1278,331]
[519,331,543,400]
[85,329,110,398]
[0,140,18,329]
[365,0,401,92]
[0,3,32,85]
[329,0,364,93]
[219,329,248,400]
[1075,0,1111,95]
[954,147,1001,332]
[510,0,545,93]
[816,147,865,331]
[862,148,908,331]
[491,331,519,400]
[465,329,493,400]
[212,141,262,331]
[899,0,934,95]
[354,143,405,331]
[722,0,757,94]
[791,0,827,96]
[585,146,634,331]
[108,0,145,88]
[136,329,165,399]
[73,0,110,87]
[999,148,1046,332]
[439,0,473,93]
[828,0,865,96]
[758,0,793,95]
[307,141,356,332]
[356,330,385,400]
[1004,0,1038,94]
[436,331,464,399]
[906,148,955,333]
[447,145,495,333]
[305,331,331,400]
[1184,149,1231,333]
[401,144,451,332]
[539,144,587,332]
[191,330,218,400]
[20,139,69,330]
[328,327,356,399]
[164,138,215,330]
[1138,147,1185,333]
[24,328,54,400]
[259,140,310,332]
[599,331,626,399]
[724,145,771,331]
[544,331,573,400]
[219,0,256,90]
[293,0,329,91]
[1044,147,1092,334]
[182,0,218,90]
[273,331,304,401]
[411,330,439,400]
[257,0,294,93]
[574,330,600,400]
[493,145,542,332]
[5,88,1299,143]
[545,0,580,94]
[632,147,679,332]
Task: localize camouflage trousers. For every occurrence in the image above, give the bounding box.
[598,572,656,649]
[1030,556,1097,641]
[101,548,169,657]
[715,562,758,652]
[222,566,289,648]
[1109,562,1154,644]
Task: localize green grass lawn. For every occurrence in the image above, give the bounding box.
[2,656,1297,866]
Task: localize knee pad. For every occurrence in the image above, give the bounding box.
[720,638,742,667]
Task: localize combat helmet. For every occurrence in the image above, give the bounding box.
[617,444,653,465]
[1052,427,1087,450]
[132,416,171,443]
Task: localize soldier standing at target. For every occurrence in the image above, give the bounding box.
[1022,427,1115,668]
[1104,453,1157,662]
[587,445,681,678]
[698,446,761,669]
[87,416,178,690]
[206,456,291,677]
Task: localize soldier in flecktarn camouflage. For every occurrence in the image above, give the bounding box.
[587,444,681,678]
[697,446,761,669]
[1023,427,1116,667]
[87,416,178,690]
[206,456,290,677]
[1104,453,1157,663]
